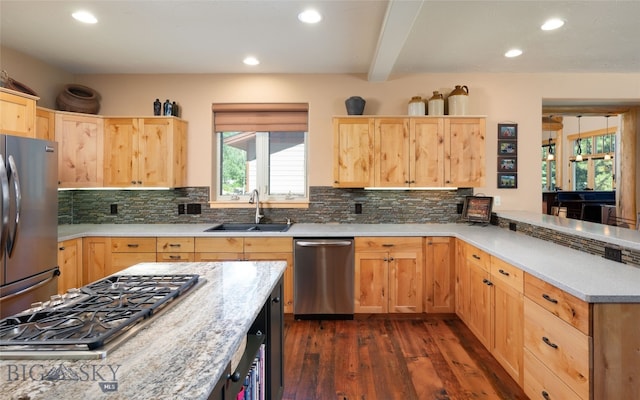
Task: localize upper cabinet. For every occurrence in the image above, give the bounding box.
[333,116,485,188]
[104,117,187,187]
[0,88,37,138]
[55,112,104,188]
[333,117,374,187]
[36,107,55,141]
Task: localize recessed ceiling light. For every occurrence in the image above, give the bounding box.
[298,9,322,24]
[541,18,565,31]
[504,49,523,58]
[243,56,260,66]
[72,10,98,24]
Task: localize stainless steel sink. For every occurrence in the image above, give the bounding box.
[204,223,292,232]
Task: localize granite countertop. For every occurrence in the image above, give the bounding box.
[1,261,286,400]
[57,216,640,303]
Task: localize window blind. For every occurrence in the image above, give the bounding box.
[212,103,308,132]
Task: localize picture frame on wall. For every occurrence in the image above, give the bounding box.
[497,156,517,172]
[498,140,518,156]
[498,123,518,139]
[498,172,518,189]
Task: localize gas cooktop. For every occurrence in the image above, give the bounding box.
[0,274,202,360]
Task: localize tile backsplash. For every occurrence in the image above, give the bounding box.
[58,186,473,225]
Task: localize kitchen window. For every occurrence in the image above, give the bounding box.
[541,142,556,191]
[212,103,308,204]
[570,131,616,190]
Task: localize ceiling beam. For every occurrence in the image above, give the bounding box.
[542,105,634,117]
[367,0,424,82]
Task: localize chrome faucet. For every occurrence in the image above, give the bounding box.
[249,189,263,224]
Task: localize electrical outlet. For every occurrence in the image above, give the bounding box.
[355,203,362,214]
[604,246,623,263]
[178,204,185,215]
[509,222,517,231]
[494,196,501,206]
[187,203,201,214]
[110,204,118,215]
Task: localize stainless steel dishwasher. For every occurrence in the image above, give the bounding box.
[293,238,354,319]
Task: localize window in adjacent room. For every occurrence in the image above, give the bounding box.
[541,141,556,191]
[570,128,616,191]
[212,103,308,204]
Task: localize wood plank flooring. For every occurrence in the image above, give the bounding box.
[283,315,528,400]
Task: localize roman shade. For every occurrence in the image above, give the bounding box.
[212,103,308,132]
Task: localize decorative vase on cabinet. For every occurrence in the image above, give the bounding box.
[345,96,366,115]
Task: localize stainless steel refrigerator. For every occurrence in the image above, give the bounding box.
[0,134,59,319]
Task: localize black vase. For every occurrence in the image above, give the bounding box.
[153,99,161,116]
[345,96,366,115]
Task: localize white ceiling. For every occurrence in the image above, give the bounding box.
[1,0,639,80]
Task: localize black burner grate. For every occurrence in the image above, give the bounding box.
[0,274,199,350]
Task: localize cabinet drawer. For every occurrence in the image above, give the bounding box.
[111,237,157,253]
[524,273,590,335]
[524,298,590,400]
[490,256,523,293]
[157,237,194,253]
[465,242,490,272]
[195,237,244,253]
[195,252,243,261]
[244,237,292,253]
[524,349,583,400]
[355,237,422,252]
[156,253,195,262]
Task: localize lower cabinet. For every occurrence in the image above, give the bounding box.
[208,277,284,400]
[424,237,455,313]
[109,237,157,275]
[456,242,524,385]
[57,239,82,293]
[156,237,195,262]
[195,237,294,314]
[355,237,423,313]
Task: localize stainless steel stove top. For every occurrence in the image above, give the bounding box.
[0,274,202,360]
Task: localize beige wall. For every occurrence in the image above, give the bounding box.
[0,45,74,109]
[3,46,639,213]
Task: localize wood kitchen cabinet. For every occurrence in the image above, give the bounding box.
[56,112,104,188]
[195,237,294,314]
[36,107,55,141]
[424,237,455,313]
[0,88,36,138]
[355,237,423,313]
[103,117,187,187]
[456,241,524,384]
[109,237,157,275]
[82,237,111,285]
[333,116,484,188]
[332,117,374,187]
[58,238,82,293]
[156,237,195,262]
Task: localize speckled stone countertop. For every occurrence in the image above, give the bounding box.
[57,217,640,303]
[1,261,286,400]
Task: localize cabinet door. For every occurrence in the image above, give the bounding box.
[82,237,111,285]
[139,118,171,186]
[412,118,445,186]
[58,239,82,293]
[355,251,388,313]
[425,237,455,313]
[374,117,410,187]
[36,107,55,141]
[388,250,422,313]
[454,239,468,320]
[104,118,139,186]
[0,89,36,137]
[492,280,524,385]
[333,117,374,187]
[56,113,104,188]
[445,117,485,187]
[467,261,492,348]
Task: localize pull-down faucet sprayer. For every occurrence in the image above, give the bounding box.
[249,189,263,224]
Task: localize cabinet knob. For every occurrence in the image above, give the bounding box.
[137,181,142,184]
[542,293,558,304]
[131,180,136,184]
[498,269,510,276]
[482,278,493,286]
[272,297,280,303]
[59,246,65,251]
[227,371,242,382]
[472,254,481,260]
[541,391,551,400]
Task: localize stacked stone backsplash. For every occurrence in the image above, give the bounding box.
[58,186,473,225]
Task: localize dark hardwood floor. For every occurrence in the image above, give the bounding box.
[283,315,528,400]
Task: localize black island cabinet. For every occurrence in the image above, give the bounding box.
[208,277,284,400]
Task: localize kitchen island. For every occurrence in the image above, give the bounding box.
[0,261,286,400]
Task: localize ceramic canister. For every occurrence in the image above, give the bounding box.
[447,85,469,115]
[427,91,444,116]
[408,96,425,116]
